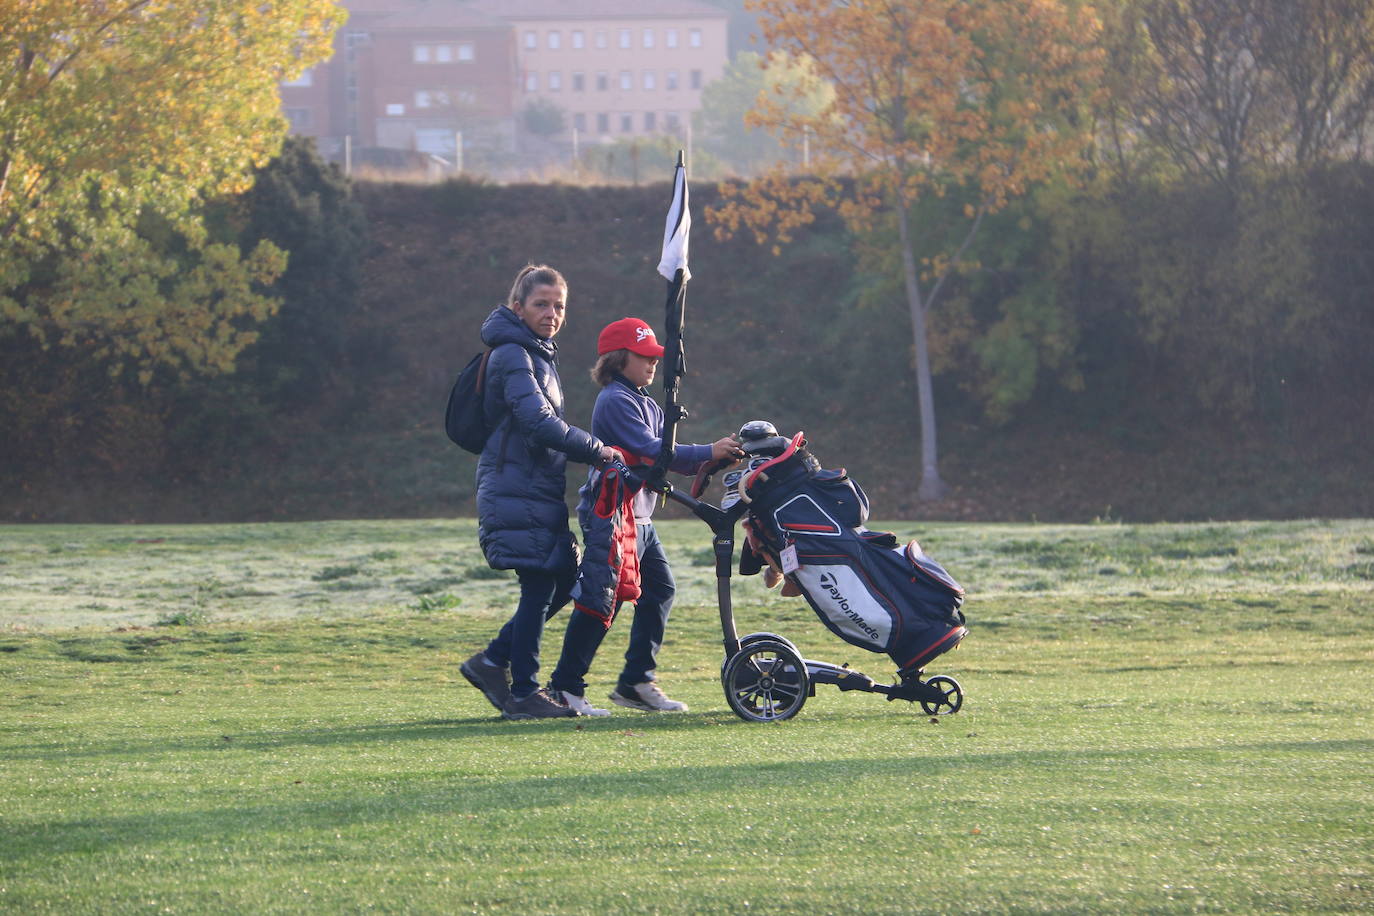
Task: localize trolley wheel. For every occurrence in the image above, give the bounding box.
[739,631,802,656]
[724,632,805,679]
[722,639,809,722]
[919,675,963,716]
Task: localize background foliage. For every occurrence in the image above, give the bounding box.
[3,0,1374,523]
[2,163,1370,524]
[0,0,342,382]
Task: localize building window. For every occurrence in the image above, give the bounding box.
[666,112,680,130]
[690,69,702,90]
[524,31,537,50]
[574,112,586,132]
[643,28,654,49]
[644,111,656,131]
[416,44,465,64]
[666,29,679,49]
[621,113,633,132]
[572,30,584,49]
[595,30,608,49]
[282,68,313,88]
[643,70,656,91]
[548,71,562,91]
[596,71,608,91]
[416,128,457,158]
[548,31,560,50]
[597,112,609,133]
[618,29,631,49]
[619,70,632,91]
[666,70,679,91]
[572,72,585,92]
[689,28,703,47]
[284,108,312,129]
[525,72,538,92]
[415,90,433,108]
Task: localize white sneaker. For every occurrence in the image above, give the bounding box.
[560,690,611,717]
[609,682,688,712]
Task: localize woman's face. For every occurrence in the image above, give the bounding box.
[623,351,659,389]
[513,283,567,339]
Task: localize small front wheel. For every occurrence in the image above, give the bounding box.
[919,675,963,716]
[722,639,809,722]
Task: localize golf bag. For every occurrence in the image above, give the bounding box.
[727,428,966,675]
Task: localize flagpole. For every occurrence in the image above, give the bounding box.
[650,150,691,492]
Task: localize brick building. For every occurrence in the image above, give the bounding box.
[476,0,729,141]
[279,0,730,170]
[279,1,517,167]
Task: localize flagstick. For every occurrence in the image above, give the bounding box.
[651,150,691,491]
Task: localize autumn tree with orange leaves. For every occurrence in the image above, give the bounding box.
[710,0,1104,500]
[0,0,342,383]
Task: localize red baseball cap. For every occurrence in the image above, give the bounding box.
[597,317,665,357]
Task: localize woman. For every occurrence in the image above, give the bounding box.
[459,265,617,720]
[548,317,742,716]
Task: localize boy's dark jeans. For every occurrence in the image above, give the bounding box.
[550,522,675,696]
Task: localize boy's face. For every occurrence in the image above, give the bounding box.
[513,283,567,339]
[624,351,659,389]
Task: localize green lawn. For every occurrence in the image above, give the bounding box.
[1,519,1372,913]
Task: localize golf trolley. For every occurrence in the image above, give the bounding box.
[637,153,966,723]
[622,422,968,724]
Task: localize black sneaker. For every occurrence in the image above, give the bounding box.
[460,651,511,712]
[502,688,576,720]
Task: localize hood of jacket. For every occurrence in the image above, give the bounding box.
[481,305,558,363]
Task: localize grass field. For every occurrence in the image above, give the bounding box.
[1,518,1372,913]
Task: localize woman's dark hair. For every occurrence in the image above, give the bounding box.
[591,349,630,386]
[507,263,567,306]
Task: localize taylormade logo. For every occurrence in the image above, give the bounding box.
[818,572,880,641]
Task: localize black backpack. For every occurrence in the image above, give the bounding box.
[444,349,493,453]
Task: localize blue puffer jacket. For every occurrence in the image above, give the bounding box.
[475,306,603,571]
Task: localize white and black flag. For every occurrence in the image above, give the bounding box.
[656,152,691,283]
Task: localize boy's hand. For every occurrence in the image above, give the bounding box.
[710,435,744,462]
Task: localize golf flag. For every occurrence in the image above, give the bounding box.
[657,152,691,282]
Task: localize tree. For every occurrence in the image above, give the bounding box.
[1260,0,1374,165]
[709,0,1104,500]
[695,50,833,176]
[0,0,342,383]
[222,135,368,404]
[1108,0,1374,189]
[522,97,566,139]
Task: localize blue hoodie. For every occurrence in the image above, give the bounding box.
[475,306,603,571]
[577,373,712,522]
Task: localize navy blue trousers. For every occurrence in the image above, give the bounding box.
[549,522,675,696]
[484,564,575,699]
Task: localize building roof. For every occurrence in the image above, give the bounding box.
[464,0,728,21]
[340,1,508,30]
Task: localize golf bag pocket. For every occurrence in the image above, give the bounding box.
[789,539,965,662]
[791,558,896,653]
[904,540,965,600]
[770,471,868,537]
